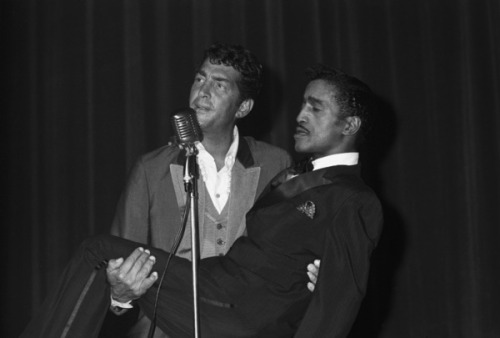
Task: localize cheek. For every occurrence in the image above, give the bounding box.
[189,87,197,102]
[215,96,237,114]
[311,122,335,144]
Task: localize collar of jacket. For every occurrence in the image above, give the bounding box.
[253,164,361,210]
[175,136,255,168]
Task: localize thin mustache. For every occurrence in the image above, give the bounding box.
[295,125,309,133]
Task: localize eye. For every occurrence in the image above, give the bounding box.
[306,103,320,113]
[216,82,226,90]
[194,75,204,83]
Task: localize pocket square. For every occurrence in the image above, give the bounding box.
[297,201,316,219]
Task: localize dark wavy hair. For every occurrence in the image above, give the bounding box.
[201,43,263,103]
[306,64,375,143]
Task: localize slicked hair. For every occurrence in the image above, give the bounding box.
[306,64,375,142]
[201,42,263,103]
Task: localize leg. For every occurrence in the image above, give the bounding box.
[21,235,252,337]
[138,258,253,338]
[21,235,152,338]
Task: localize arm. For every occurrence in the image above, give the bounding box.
[110,159,150,243]
[106,247,158,315]
[107,159,152,314]
[295,193,383,337]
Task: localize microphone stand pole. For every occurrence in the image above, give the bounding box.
[183,144,200,338]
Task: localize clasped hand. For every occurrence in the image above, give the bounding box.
[106,247,158,303]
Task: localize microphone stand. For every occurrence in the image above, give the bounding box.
[183,144,201,338]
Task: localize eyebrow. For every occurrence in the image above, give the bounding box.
[305,96,324,106]
[197,70,231,84]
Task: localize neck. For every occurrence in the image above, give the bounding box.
[201,128,235,170]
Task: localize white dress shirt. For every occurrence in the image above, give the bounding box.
[311,152,359,170]
[111,128,240,310]
[196,126,239,213]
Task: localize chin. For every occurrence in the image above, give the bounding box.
[294,144,308,153]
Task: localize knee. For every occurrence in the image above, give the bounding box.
[80,234,114,251]
[79,234,115,268]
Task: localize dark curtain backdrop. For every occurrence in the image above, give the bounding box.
[3,0,500,337]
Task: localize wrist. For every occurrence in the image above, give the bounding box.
[110,295,134,309]
[109,295,133,316]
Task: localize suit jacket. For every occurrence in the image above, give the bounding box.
[110,136,290,337]
[120,164,384,337]
[204,164,384,337]
[110,136,291,258]
[20,164,383,338]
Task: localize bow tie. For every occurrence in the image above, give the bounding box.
[292,157,314,174]
[268,157,314,191]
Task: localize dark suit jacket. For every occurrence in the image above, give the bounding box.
[21,164,382,338]
[110,136,291,259]
[203,164,384,337]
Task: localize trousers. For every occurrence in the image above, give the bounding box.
[21,235,256,338]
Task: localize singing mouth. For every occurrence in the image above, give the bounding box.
[294,125,309,136]
[192,101,211,112]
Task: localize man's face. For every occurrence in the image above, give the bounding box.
[189,59,243,134]
[294,79,347,157]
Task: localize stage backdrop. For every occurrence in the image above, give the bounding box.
[4,0,500,337]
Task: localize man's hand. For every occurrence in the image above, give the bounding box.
[106,247,158,303]
[306,259,321,292]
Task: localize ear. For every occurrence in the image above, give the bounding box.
[235,99,254,119]
[342,116,361,136]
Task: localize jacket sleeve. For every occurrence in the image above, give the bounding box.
[294,192,383,338]
[110,158,150,244]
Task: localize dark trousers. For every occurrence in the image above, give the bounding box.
[21,235,254,338]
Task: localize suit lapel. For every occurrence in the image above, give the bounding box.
[170,164,186,217]
[170,137,260,248]
[170,163,207,245]
[254,165,361,210]
[227,161,261,243]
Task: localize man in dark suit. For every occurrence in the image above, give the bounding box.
[21,65,383,337]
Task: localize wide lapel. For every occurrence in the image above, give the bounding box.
[170,164,186,218]
[170,137,260,250]
[226,136,260,243]
[170,161,207,253]
[226,161,260,244]
[253,165,360,210]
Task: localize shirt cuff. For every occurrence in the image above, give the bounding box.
[110,295,134,309]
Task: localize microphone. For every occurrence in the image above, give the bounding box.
[170,108,203,147]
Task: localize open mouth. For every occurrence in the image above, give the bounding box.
[294,125,309,136]
[192,101,211,112]
[194,106,210,113]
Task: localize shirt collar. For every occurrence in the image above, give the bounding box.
[196,126,239,169]
[312,152,359,171]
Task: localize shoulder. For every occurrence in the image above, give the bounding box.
[333,175,380,206]
[310,169,382,216]
[129,144,180,179]
[315,178,383,240]
[137,144,180,166]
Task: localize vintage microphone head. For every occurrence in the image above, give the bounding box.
[170,108,204,145]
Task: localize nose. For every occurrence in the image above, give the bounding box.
[296,108,307,123]
[198,81,211,99]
